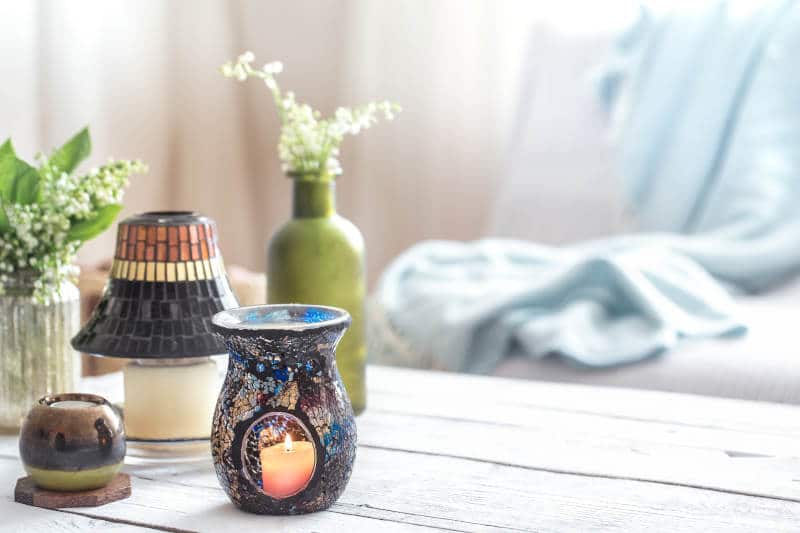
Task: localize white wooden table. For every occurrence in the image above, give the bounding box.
[2,365,800,532]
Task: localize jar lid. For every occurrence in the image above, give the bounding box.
[71,212,239,358]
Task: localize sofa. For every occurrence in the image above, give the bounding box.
[369,12,800,405]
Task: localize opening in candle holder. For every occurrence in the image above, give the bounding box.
[241,412,317,499]
[41,393,106,409]
[49,400,97,409]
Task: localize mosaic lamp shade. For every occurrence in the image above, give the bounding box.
[72,211,239,358]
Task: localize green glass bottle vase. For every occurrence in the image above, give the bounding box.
[267,176,367,414]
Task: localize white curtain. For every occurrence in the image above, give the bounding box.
[0,0,629,283]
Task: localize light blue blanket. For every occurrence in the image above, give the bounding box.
[375,0,800,371]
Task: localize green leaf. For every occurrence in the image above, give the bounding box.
[0,139,40,205]
[49,127,91,175]
[0,139,17,194]
[0,138,14,162]
[66,204,122,242]
[9,158,39,204]
[0,200,9,233]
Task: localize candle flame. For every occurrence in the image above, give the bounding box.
[284,434,293,452]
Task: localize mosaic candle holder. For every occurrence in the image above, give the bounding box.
[211,304,357,515]
[19,393,125,491]
[72,211,239,456]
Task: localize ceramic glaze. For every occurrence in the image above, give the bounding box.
[19,393,125,491]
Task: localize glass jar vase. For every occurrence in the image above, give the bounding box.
[0,271,80,431]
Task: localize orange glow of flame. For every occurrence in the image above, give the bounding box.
[284,434,293,452]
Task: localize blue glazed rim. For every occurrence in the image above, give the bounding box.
[211,304,351,336]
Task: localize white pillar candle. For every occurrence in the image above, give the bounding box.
[123,358,219,440]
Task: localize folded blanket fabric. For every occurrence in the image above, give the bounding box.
[373,1,800,371]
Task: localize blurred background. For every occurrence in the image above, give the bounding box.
[4,0,800,403]
[0,0,637,282]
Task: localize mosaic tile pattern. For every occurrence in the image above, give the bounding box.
[211,305,357,515]
[72,212,239,358]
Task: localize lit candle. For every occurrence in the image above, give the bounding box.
[50,400,96,409]
[260,434,315,499]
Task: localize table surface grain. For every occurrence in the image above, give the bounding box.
[2,365,799,532]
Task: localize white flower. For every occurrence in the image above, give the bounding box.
[263,61,283,74]
[221,51,400,175]
[220,62,235,78]
[233,64,247,82]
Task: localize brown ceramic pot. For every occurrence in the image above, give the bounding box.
[19,393,126,491]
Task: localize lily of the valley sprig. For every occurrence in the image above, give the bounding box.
[221,51,400,177]
[0,128,147,301]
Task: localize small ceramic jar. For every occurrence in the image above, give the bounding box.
[19,393,126,491]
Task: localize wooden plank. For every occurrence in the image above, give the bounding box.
[365,399,800,468]
[0,492,155,532]
[366,366,800,435]
[368,381,800,459]
[4,441,799,532]
[357,410,800,503]
[0,505,154,532]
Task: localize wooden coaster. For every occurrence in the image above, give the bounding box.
[14,473,131,509]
